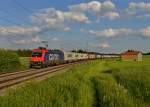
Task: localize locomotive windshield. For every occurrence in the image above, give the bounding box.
[32,52,42,57]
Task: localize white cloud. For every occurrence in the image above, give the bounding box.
[125,2,150,19]
[104,12,120,20]
[31,8,90,28]
[140,27,150,37]
[0,26,42,36]
[81,28,133,38]
[13,36,42,45]
[80,28,86,32]
[100,28,133,37]
[51,37,60,42]
[81,27,150,39]
[102,1,115,10]
[0,7,88,38]
[88,42,111,49]
[0,7,90,46]
[69,1,102,13]
[69,1,119,21]
[69,1,115,13]
[129,2,150,11]
[99,42,110,48]
[88,43,97,48]
[64,12,90,23]
[13,40,31,45]
[32,36,42,43]
[136,14,150,19]
[63,27,71,32]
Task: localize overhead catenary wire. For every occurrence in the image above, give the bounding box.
[0,0,41,27]
[12,0,49,32]
[0,0,36,26]
[11,0,85,51]
[0,8,28,24]
[12,0,62,48]
[0,16,21,26]
[12,0,42,20]
[12,0,33,14]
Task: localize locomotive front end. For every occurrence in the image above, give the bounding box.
[30,48,46,68]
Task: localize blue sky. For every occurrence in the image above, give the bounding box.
[0,0,150,53]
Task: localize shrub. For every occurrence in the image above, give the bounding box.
[0,49,20,72]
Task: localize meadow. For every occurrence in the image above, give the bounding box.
[143,55,150,61]
[0,59,150,107]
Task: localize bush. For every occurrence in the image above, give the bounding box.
[0,49,20,72]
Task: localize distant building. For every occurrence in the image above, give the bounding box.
[121,50,142,61]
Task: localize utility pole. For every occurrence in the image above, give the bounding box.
[60,43,64,50]
[41,41,48,48]
[86,42,89,53]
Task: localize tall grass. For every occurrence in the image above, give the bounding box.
[0,61,99,107]
[111,67,150,103]
[0,60,150,107]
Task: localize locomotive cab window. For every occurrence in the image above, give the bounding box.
[32,52,42,57]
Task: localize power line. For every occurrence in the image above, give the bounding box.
[12,0,49,34]
[12,0,42,20]
[0,0,35,26]
[12,0,42,24]
[0,8,28,24]
[0,1,34,26]
[0,16,21,26]
[12,0,33,14]
[11,0,45,25]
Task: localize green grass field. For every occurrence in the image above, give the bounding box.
[0,59,150,107]
[143,55,150,61]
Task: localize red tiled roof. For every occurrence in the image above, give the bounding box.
[122,51,141,55]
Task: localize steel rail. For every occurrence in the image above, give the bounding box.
[0,61,88,90]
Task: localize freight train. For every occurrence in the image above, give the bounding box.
[30,47,95,68]
[30,47,120,68]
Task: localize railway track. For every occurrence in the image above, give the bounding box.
[0,69,36,78]
[0,61,88,91]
